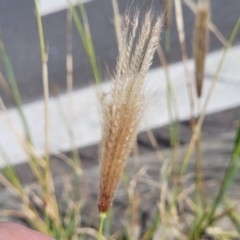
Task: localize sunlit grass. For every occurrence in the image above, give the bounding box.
[0,1,239,240]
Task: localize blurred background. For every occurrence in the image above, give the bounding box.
[0,0,239,107]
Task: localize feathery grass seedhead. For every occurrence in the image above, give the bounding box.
[98,10,162,213]
[193,0,210,98]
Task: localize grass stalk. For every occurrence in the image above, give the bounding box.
[163,0,172,59]
[66,9,82,177]
[161,0,182,178]
[157,44,179,146]
[161,0,179,151]
[174,0,195,130]
[0,72,11,97]
[78,4,101,83]
[102,208,112,240]
[111,0,122,47]
[156,44,180,177]
[194,132,204,222]
[98,212,106,240]
[194,102,207,217]
[146,129,165,161]
[165,29,171,61]
[34,2,65,234]
[66,8,74,148]
[33,0,50,172]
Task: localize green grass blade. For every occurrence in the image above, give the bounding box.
[68,1,101,84]
[78,4,101,84]
[33,0,46,64]
[142,210,161,240]
[225,199,240,234]
[0,33,32,143]
[191,118,240,238]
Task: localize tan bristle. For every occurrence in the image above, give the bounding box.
[98,10,162,213]
[193,0,210,98]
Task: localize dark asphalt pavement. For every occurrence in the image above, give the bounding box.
[0,0,239,107]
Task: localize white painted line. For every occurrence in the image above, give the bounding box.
[0,45,239,167]
[38,0,93,16]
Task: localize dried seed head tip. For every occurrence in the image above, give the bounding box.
[193,0,210,98]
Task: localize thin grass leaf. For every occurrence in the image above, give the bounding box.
[68,0,101,84]
[78,3,101,84]
[174,0,195,129]
[0,32,32,143]
[66,9,82,178]
[142,210,160,240]
[34,0,50,166]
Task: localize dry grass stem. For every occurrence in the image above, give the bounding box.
[98,10,162,213]
[146,129,165,161]
[55,152,83,175]
[0,72,12,97]
[111,0,122,47]
[193,0,210,98]
[67,9,74,130]
[163,0,172,30]
[174,0,195,129]
[66,8,82,172]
